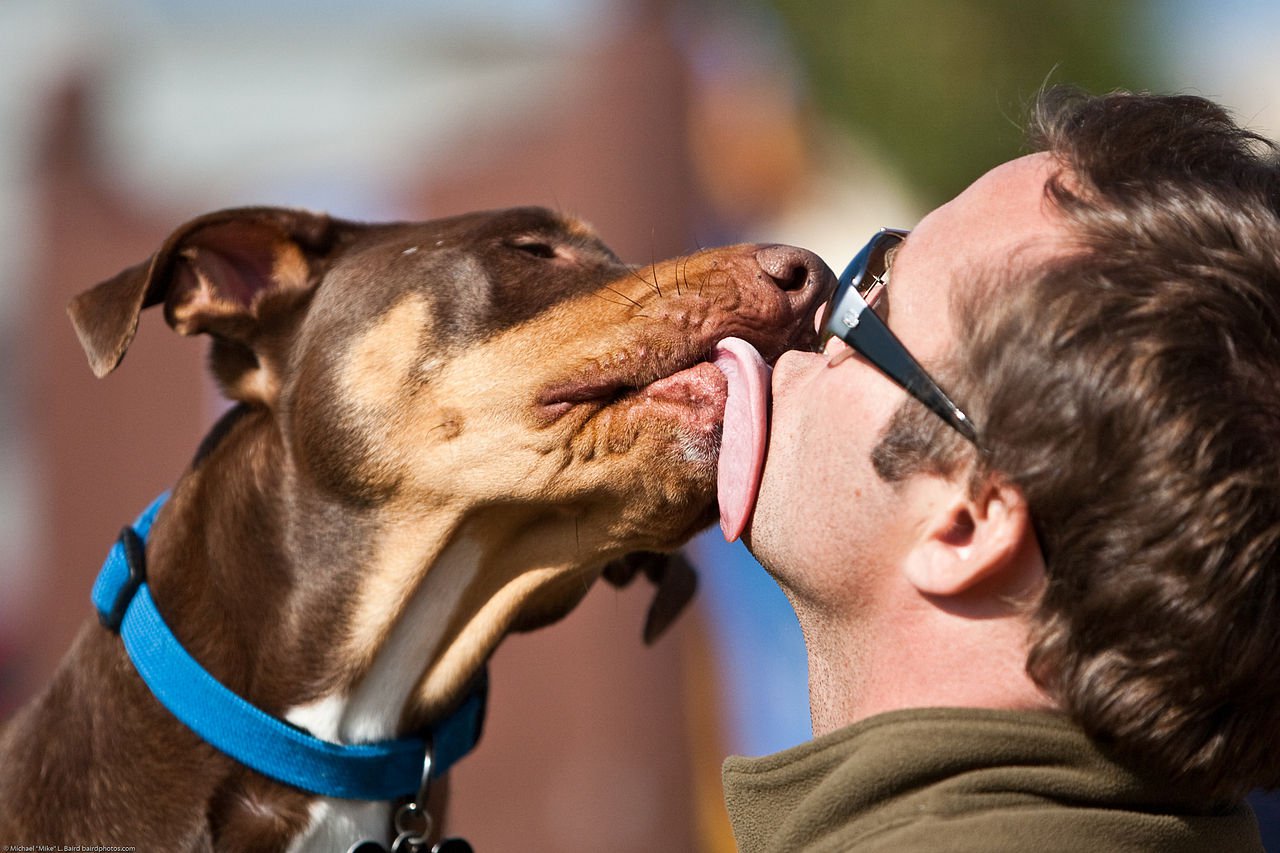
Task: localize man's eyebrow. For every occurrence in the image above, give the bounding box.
[885,238,906,271]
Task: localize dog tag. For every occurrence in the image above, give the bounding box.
[432,839,475,853]
[347,842,389,853]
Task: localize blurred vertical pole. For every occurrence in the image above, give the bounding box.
[21,81,206,699]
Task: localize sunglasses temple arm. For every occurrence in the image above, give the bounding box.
[851,314,978,443]
[916,385,979,443]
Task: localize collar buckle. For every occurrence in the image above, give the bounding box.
[98,526,147,633]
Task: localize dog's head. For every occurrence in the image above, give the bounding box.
[69,205,831,716]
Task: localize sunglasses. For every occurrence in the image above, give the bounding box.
[819,228,978,443]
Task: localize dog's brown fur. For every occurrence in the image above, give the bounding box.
[0,205,829,849]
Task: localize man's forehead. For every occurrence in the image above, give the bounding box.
[966,152,1061,229]
[899,153,1064,285]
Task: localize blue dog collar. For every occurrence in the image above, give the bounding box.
[91,493,486,801]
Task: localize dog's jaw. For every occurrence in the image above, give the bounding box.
[280,501,615,735]
[332,508,632,727]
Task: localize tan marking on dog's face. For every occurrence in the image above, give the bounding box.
[562,215,600,243]
[340,296,432,413]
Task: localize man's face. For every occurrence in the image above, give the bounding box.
[746,153,1064,620]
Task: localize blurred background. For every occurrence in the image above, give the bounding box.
[1,0,1276,850]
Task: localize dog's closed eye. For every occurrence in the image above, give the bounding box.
[508,239,560,260]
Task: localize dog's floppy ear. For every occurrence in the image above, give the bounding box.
[67,206,347,394]
[602,551,699,644]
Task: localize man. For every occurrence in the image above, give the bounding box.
[716,88,1280,850]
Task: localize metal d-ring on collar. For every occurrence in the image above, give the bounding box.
[349,736,478,852]
[92,493,487,841]
[392,747,438,852]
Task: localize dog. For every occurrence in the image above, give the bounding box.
[0,205,829,850]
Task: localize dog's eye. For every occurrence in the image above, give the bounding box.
[509,240,559,260]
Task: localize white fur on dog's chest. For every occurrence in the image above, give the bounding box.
[285,797,391,853]
[284,535,482,850]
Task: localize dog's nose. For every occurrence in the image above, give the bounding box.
[754,245,836,311]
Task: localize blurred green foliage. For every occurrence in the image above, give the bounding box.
[763,0,1157,205]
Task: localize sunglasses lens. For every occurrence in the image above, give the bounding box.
[859,233,901,316]
[821,231,903,346]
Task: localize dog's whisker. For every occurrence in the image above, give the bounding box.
[602,286,644,309]
[624,264,661,297]
[649,234,662,298]
[683,253,698,297]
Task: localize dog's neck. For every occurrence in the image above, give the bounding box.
[148,404,486,737]
[152,405,606,846]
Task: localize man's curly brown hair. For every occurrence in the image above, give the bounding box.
[873,87,1280,802]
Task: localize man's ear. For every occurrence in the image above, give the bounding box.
[66,206,354,403]
[901,473,1037,598]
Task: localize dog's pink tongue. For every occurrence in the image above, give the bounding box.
[713,337,771,542]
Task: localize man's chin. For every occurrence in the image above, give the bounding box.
[735,502,774,571]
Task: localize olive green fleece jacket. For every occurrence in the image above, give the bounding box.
[722,708,1260,852]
